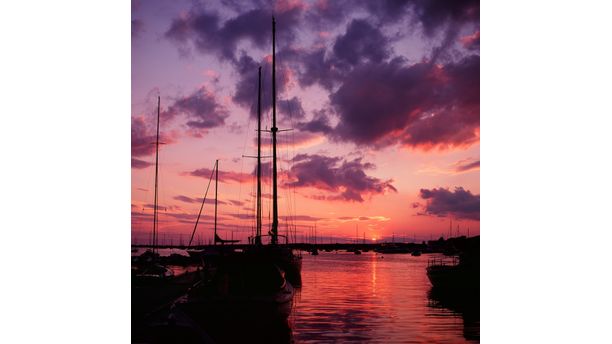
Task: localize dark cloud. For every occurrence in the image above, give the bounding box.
[158,0,480,151]
[291,18,392,90]
[187,167,252,184]
[301,0,479,88]
[278,96,305,121]
[132,19,143,38]
[285,154,396,202]
[333,19,391,66]
[305,0,410,29]
[454,159,479,173]
[297,109,333,134]
[164,86,229,131]
[418,186,479,220]
[299,55,479,150]
[132,158,153,169]
[131,116,175,158]
[295,48,343,90]
[305,0,477,35]
[231,53,295,117]
[131,116,156,157]
[411,0,480,36]
[165,4,302,62]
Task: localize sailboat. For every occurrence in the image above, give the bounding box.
[133,96,174,280]
[180,17,300,321]
[185,159,239,261]
[242,16,302,287]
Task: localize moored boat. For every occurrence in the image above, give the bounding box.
[180,17,301,323]
[426,236,479,292]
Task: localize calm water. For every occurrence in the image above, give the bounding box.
[291,251,479,343]
[132,248,479,343]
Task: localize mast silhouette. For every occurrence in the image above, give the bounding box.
[271,16,279,245]
[152,96,161,254]
[214,159,219,245]
[256,66,263,245]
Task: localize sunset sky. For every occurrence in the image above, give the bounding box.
[131,0,480,245]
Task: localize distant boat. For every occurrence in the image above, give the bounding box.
[411,250,422,256]
[353,249,362,255]
[374,244,410,254]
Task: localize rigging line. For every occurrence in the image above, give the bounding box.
[285,98,298,234]
[187,160,216,247]
[236,80,255,239]
[152,96,161,253]
[281,135,294,236]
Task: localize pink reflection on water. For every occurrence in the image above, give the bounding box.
[290,251,478,343]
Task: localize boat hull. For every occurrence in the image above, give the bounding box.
[426,265,479,292]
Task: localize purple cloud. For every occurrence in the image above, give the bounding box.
[164,86,229,131]
[173,195,227,205]
[411,0,480,37]
[187,167,252,184]
[299,55,479,150]
[333,19,391,66]
[231,53,296,117]
[131,116,176,160]
[278,96,306,121]
[285,154,397,202]
[165,4,302,62]
[132,19,143,38]
[132,158,153,169]
[454,159,480,173]
[418,187,479,220]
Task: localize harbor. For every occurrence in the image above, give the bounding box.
[132,236,479,343]
[131,2,481,343]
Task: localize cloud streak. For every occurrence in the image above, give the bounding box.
[186,167,253,184]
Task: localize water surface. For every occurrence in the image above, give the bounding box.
[290,251,479,343]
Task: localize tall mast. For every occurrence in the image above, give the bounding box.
[214,159,219,245]
[256,66,263,245]
[271,16,279,244]
[153,96,161,253]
